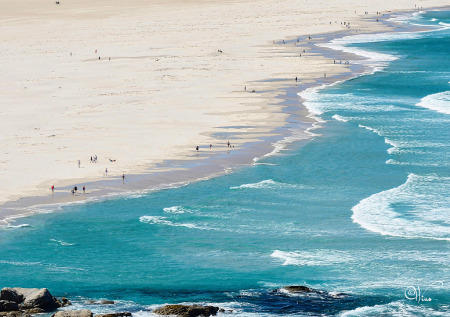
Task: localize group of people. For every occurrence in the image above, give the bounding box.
[70,186,86,195]
[90,155,98,163]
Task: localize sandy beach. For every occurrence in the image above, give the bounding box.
[1,0,448,225]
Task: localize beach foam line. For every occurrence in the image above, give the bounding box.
[352,173,450,241]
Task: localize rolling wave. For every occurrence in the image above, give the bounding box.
[416,90,450,115]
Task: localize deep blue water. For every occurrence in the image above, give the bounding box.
[2,10,450,317]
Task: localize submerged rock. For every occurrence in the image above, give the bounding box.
[277,286,313,293]
[99,301,114,305]
[153,304,219,317]
[95,313,131,317]
[51,309,93,317]
[24,308,45,315]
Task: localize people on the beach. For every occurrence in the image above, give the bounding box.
[122,174,125,182]
[71,189,74,195]
[99,56,101,60]
[51,185,54,193]
[90,156,93,163]
[209,144,212,149]
[83,186,85,193]
[295,77,297,82]
[105,168,108,176]
[78,159,81,168]
[196,146,199,151]
[227,140,230,148]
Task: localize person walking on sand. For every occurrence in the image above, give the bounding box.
[227,140,230,148]
[83,186,85,193]
[51,185,54,193]
[78,160,81,168]
[105,168,108,176]
[90,156,93,163]
[196,146,199,151]
[295,77,297,82]
[210,144,212,149]
[122,174,125,182]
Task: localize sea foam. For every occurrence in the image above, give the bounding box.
[352,173,450,241]
[416,90,450,114]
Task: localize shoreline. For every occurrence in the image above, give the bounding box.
[1,4,449,227]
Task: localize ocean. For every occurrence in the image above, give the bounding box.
[1,10,450,317]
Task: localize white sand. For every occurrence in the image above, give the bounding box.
[0,0,448,206]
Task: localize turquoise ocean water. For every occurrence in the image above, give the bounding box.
[2,10,450,316]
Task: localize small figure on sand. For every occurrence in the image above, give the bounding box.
[105,168,108,176]
[295,77,297,82]
[78,160,81,168]
[99,56,101,60]
[90,156,93,163]
[210,144,212,149]
[227,140,231,148]
[196,146,199,151]
[245,86,246,91]
[71,189,74,195]
[51,185,54,193]
[122,174,125,182]
[83,186,85,193]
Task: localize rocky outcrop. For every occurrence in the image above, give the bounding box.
[0,287,71,313]
[99,301,114,305]
[51,309,93,317]
[153,305,219,317]
[22,289,53,309]
[277,286,313,293]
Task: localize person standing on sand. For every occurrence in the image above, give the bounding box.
[196,146,199,151]
[295,77,297,82]
[51,185,54,193]
[78,160,81,168]
[122,174,125,182]
[83,186,85,193]
[210,144,212,149]
[105,168,108,176]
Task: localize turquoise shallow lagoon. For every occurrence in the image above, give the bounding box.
[2,10,450,316]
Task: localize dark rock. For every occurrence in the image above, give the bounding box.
[85,301,96,305]
[218,309,225,313]
[278,286,313,293]
[100,301,114,305]
[24,308,45,315]
[153,305,219,317]
[0,301,20,312]
[0,289,24,304]
[51,310,93,317]
[61,298,72,307]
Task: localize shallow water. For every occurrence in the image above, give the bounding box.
[2,10,450,317]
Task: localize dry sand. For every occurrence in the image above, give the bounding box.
[0,0,448,222]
